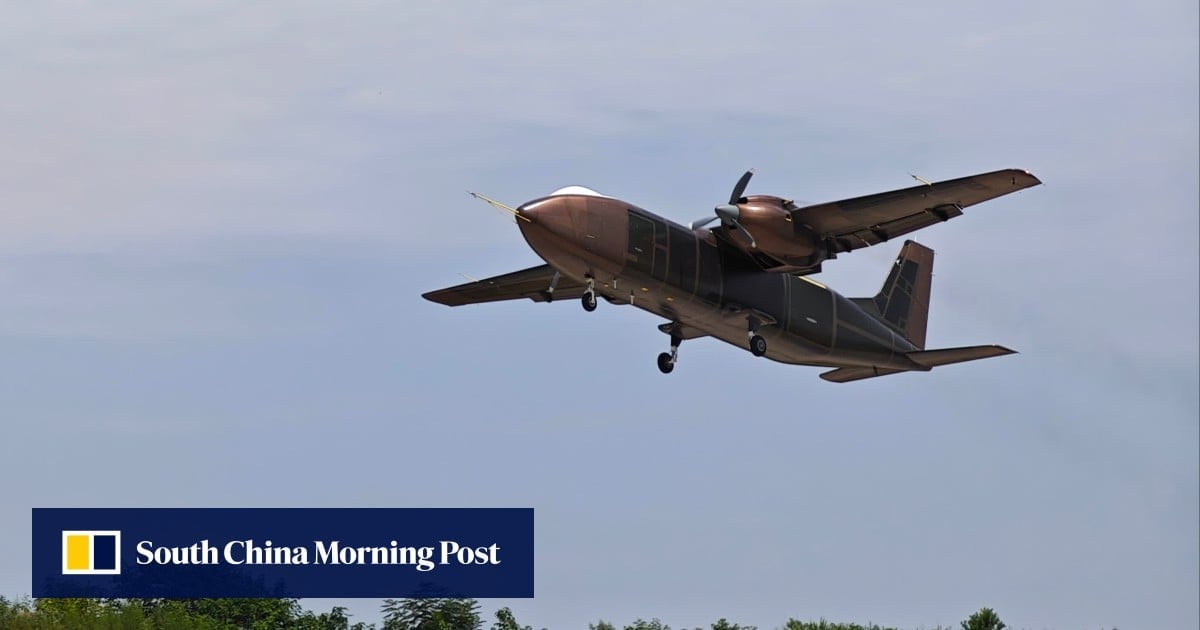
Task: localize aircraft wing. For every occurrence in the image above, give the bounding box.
[792,168,1041,253]
[422,264,587,306]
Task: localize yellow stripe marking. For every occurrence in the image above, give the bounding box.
[798,275,826,289]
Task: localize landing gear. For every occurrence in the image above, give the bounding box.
[749,334,767,357]
[657,331,682,374]
[581,276,597,312]
[657,352,675,374]
[747,315,767,357]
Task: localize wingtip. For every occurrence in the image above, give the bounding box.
[421,292,458,307]
[1010,168,1042,186]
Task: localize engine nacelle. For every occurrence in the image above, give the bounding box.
[718,195,832,272]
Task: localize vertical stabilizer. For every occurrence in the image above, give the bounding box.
[869,240,933,349]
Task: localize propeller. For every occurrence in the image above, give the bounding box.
[689,170,757,248]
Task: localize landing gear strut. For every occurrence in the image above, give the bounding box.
[748,315,767,357]
[581,276,597,312]
[542,270,561,303]
[657,331,682,374]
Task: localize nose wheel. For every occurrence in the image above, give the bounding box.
[581,277,597,312]
[656,331,682,374]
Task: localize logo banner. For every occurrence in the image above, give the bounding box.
[32,508,534,598]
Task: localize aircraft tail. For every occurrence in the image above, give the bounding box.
[855,239,933,349]
[826,243,1015,383]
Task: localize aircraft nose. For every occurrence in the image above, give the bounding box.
[516,196,574,240]
[516,203,538,222]
[517,196,568,223]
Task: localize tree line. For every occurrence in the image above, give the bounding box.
[0,596,1011,630]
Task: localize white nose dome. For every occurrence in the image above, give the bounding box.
[549,185,610,198]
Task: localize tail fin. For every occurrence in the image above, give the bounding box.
[857,240,933,349]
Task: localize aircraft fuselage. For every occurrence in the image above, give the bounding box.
[517,191,923,370]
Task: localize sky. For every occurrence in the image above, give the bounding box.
[1,1,1196,628]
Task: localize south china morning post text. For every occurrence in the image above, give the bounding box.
[134,538,501,571]
[32,508,534,598]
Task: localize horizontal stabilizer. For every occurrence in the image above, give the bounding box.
[819,366,908,383]
[820,345,1015,383]
[906,344,1016,368]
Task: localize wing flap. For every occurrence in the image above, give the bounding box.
[656,322,709,340]
[422,265,586,306]
[819,366,909,383]
[837,203,964,249]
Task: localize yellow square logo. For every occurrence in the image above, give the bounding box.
[61,530,121,575]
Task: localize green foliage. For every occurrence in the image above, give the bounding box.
[293,604,376,630]
[961,607,1006,630]
[175,597,301,628]
[381,598,481,630]
[710,619,755,630]
[781,620,897,630]
[491,607,534,630]
[0,596,375,630]
[0,597,1032,630]
[623,619,671,630]
[0,596,35,630]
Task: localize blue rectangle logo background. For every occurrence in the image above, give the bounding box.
[33,508,534,598]
[92,534,117,571]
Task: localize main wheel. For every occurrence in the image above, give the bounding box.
[581,292,597,312]
[749,334,767,357]
[656,352,675,374]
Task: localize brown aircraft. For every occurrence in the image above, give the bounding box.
[423,169,1041,382]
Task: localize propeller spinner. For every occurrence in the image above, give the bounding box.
[690,169,758,248]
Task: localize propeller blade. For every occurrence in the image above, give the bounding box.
[729,169,754,204]
[731,220,757,249]
[692,170,753,235]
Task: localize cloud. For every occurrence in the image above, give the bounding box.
[3,1,1193,255]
